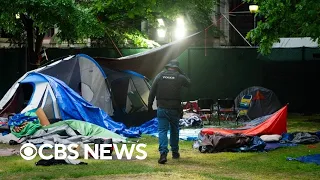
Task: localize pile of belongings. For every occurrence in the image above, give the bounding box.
[0,116,9,135]
[194,131,320,153]
[280,132,320,144]
[0,108,127,147]
[8,110,42,138]
[0,108,130,165]
[194,133,266,153]
[179,113,203,128]
[0,117,8,127]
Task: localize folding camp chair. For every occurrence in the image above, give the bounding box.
[236,95,252,122]
[198,98,214,125]
[183,101,200,113]
[217,98,236,125]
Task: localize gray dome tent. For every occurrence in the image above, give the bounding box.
[0,54,155,127]
[234,86,282,119]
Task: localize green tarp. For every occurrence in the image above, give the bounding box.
[44,120,127,141]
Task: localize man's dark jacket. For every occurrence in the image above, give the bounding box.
[148,69,191,110]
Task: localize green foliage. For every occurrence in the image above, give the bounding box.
[154,0,215,30]
[0,0,104,43]
[92,0,216,47]
[245,0,320,55]
[92,27,160,48]
[0,0,216,48]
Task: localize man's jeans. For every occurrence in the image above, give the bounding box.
[157,107,180,154]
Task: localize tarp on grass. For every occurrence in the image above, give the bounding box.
[201,105,288,136]
[43,120,127,142]
[128,118,201,141]
[287,154,320,165]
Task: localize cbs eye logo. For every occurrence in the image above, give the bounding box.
[20,143,38,160]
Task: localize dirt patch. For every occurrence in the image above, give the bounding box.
[59,172,207,180]
[0,143,21,150]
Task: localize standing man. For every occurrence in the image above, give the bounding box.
[148,60,191,164]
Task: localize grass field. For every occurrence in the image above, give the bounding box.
[0,115,319,180]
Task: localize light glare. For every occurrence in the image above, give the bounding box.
[157,28,166,38]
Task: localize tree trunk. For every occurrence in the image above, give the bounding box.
[21,13,36,71]
[26,20,35,70]
[35,33,45,55]
[35,28,45,66]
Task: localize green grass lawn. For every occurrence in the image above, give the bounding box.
[0,115,320,180]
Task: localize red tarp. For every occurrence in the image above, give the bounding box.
[201,105,288,136]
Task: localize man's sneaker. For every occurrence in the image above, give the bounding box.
[172,152,180,159]
[158,153,167,164]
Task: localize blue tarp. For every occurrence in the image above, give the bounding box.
[264,142,298,151]
[151,128,201,141]
[34,73,140,138]
[287,154,320,165]
[128,117,201,141]
[128,118,158,135]
[8,111,38,126]
[235,136,266,152]
[132,118,201,141]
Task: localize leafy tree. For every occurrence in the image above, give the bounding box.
[0,0,103,68]
[91,0,217,48]
[0,0,217,69]
[245,0,320,55]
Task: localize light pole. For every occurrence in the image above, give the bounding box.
[249,5,259,29]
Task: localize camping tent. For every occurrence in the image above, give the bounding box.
[0,54,113,116]
[0,71,141,137]
[99,68,154,115]
[234,86,282,119]
[101,68,157,126]
[0,54,155,127]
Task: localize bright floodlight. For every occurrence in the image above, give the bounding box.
[176,17,184,26]
[175,17,185,39]
[157,28,166,38]
[249,5,259,13]
[175,27,186,39]
[15,13,20,19]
